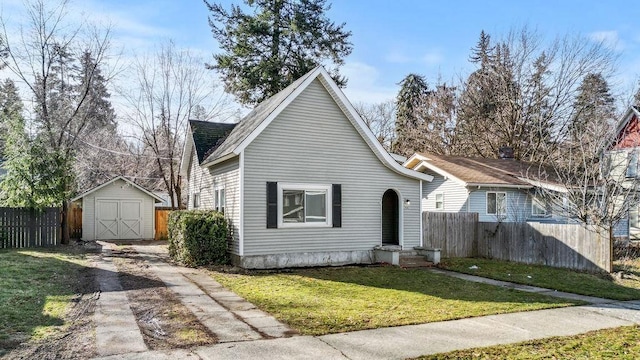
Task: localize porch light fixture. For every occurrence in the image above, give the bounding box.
[404,199,411,207]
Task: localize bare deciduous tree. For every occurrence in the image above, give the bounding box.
[353,100,395,151]
[122,41,229,209]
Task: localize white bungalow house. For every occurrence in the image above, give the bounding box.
[403,152,569,223]
[180,66,433,269]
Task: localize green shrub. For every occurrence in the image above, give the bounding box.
[168,210,229,267]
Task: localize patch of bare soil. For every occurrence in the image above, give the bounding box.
[3,251,99,360]
[112,247,217,350]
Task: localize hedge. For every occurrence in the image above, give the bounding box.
[168,210,229,267]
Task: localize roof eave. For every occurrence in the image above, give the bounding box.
[200,152,238,168]
[466,183,533,189]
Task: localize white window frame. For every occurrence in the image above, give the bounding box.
[435,192,444,210]
[214,187,225,214]
[531,196,549,217]
[486,191,507,216]
[627,150,639,178]
[277,183,332,228]
[193,193,201,208]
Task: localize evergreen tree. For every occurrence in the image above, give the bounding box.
[75,50,117,132]
[205,0,352,105]
[392,73,429,156]
[570,73,615,142]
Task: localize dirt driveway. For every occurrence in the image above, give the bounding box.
[4,241,295,360]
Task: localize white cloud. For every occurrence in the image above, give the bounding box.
[589,30,625,52]
[340,61,397,104]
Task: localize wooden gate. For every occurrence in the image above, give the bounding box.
[155,208,171,240]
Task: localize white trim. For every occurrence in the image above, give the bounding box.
[72,176,164,203]
[179,129,194,177]
[613,106,640,144]
[404,157,466,186]
[238,151,244,256]
[214,186,225,213]
[468,183,533,190]
[516,178,567,193]
[201,152,237,168]
[276,183,332,228]
[419,180,423,247]
[224,67,432,183]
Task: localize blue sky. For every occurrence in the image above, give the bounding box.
[3,0,640,106]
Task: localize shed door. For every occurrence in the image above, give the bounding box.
[96,199,143,240]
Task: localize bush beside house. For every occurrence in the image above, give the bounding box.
[168,210,229,267]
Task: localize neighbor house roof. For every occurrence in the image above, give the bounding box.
[611,106,640,150]
[71,176,164,202]
[180,66,433,182]
[404,153,566,192]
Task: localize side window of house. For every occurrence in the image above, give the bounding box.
[435,193,444,210]
[215,188,225,214]
[486,192,507,216]
[531,196,548,217]
[627,150,639,178]
[193,193,201,208]
[279,183,331,227]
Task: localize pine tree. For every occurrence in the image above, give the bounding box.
[570,73,615,142]
[392,73,429,156]
[205,0,353,105]
[75,50,117,132]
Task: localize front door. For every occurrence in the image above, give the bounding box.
[382,189,399,245]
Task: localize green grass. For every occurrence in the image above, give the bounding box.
[440,258,640,301]
[210,266,581,335]
[0,248,88,351]
[418,325,640,359]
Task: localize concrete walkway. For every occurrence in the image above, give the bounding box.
[92,245,640,360]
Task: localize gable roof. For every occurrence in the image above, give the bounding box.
[71,176,164,202]
[191,66,432,182]
[611,106,640,150]
[404,153,566,192]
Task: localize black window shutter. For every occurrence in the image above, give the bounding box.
[266,182,278,228]
[332,184,342,228]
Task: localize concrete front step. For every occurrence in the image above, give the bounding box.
[399,255,434,268]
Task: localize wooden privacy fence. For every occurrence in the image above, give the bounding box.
[68,202,82,239]
[155,208,171,240]
[423,212,612,272]
[0,207,60,249]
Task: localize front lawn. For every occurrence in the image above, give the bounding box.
[419,325,640,359]
[209,266,581,335]
[0,248,89,354]
[439,258,640,301]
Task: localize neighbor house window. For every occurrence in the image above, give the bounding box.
[278,183,331,227]
[531,196,548,217]
[435,193,444,210]
[214,188,225,214]
[193,193,201,208]
[627,150,639,178]
[486,192,507,216]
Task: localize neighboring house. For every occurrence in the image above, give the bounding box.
[71,176,164,241]
[403,152,568,223]
[180,66,433,269]
[608,106,640,239]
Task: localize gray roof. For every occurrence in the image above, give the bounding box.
[189,120,237,164]
[202,68,318,165]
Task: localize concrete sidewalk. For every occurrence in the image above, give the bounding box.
[92,244,640,359]
[95,300,640,360]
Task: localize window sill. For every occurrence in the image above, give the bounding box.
[278,222,332,229]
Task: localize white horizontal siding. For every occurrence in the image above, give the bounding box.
[421,171,468,212]
[187,150,241,254]
[243,78,421,256]
[81,179,154,240]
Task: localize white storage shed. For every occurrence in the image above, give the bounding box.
[72,176,163,241]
